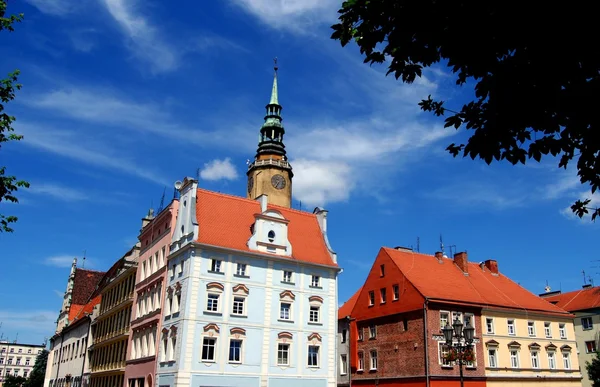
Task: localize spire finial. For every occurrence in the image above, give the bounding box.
[270,58,279,105]
[274,57,278,71]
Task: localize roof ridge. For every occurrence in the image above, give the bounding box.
[75,268,105,274]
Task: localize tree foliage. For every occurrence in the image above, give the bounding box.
[0,0,27,233]
[2,375,27,387]
[587,351,600,387]
[331,0,599,220]
[25,349,48,387]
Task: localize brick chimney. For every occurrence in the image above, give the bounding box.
[453,252,468,274]
[484,259,498,275]
[434,251,443,262]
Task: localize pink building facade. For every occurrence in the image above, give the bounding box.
[124,200,179,387]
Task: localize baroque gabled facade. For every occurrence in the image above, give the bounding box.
[156,66,340,387]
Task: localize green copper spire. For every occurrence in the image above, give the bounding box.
[269,58,279,105]
[254,58,286,158]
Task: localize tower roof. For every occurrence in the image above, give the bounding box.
[269,61,279,105]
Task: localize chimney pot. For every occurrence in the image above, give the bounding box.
[453,252,469,274]
[484,259,499,275]
[434,251,443,261]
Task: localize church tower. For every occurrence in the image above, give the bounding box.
[246,61,293,208]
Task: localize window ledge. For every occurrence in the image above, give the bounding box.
[441,365,454,369]
[234,274,250,279]
[356,369,364,373]
[278,319,294,323]
[230,314,248,318]
[308,322,323,326]
[201,360,216,364]
[208,270,224,275]
[309,286,323,289]
[204,311,223,316]
[281,281,295,285]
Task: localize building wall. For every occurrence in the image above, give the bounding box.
[45,320,90,387]
[0,342,45,385]
[247,163,293,208]
[481,309,582,386]
[337,319,351,386]
[125,201,178,387]
[157,246,338,387]
[572,310,600,387]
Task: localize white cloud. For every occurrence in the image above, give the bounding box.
[0,309,57,340]
[426,182,527,210]
[543,173,581,200]
[43,255,77,268]
[230,0,338,32]
[23,0,76,16]
[100,0,178,73]
[560,192,600,223]
[200,158,239,181]
[292,159,353,205]
[29,183,89,202]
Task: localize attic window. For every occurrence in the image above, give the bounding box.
[268,230,275,242]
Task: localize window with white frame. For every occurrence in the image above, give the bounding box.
[229,339,242,363]
[308,296,323,324]
[231,284,249,317]
[544,322,552,338]
[279,290,295,321]
[308,345,319,367]
[357,351,364,371]
[562,352,571,369]
[507,319,516,335]
[369,324,376,339]
[311,275,320,287]
[169,328,177,361]
[309,306,320,323]
[233,297,245,315]
[510,350,519,368]
[440,311,449,331]
[393,284,399,300]
[210,259,222,273]
[586,341,597,353]
[283,270,293,283]
[358,327,364,341]
[202,337,217,362]
[277,343,290,366]
[178,261,183,277]
[486,318,494,334]
[548,351,556,369]
[488,348,497,368]
[530,350,539,368]
[159,329,167,362]
[340,354,348,375]
[559,324,567,339]
[582,317,593,330]
[141,261,147,281]
[205,283,224,313]
[235,263,247,277]
[452,311,463,324]
[439,343,451,366]
[368,291,375,306]
[527,321,536,337]
[370,350,378,370]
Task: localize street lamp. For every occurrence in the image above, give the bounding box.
[443,316,475,387]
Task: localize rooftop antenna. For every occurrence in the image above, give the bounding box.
[196,168,201,181]
[157,187,166,214]
[440,234,444,255]
[14,332,18,343]
[588,275,594,287]
[583,270,587,285]
[82,250,86,269]
[448,244,457,257]
[416,237,420,253]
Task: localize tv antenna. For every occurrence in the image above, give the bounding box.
[416,237,420,253]
[82,250,86,269]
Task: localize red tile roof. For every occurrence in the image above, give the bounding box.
[383,247,570,316]
[195,189,337,267]
[543,286,600,312]
[68,295,101,322]
[72,268,105,305]
[339,287,362,319]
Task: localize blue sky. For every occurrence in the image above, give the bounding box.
[0,0,598,345]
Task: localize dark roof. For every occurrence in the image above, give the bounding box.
[72,269,105,305]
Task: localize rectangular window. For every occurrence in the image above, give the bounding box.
[201,337,216,362]
[309,306,320,323]
[25,358,29,366]
[440,311,449,331]
[544,322,552,338]
[210,259,221,273]
[280,303,291,320]
[582,317,593,330]
[530,351,539,368]
[440,344,451,366]
[586,341,597,353]
[510,350,519,368]
[486,318,494,334]
[380,264,385,277]
[380,288,386,303]
[369,324,376,339]
[308,345,319,367]
[368,291,375,306]
[393,284,399,300]
[341,329,347,343]
[206,294,219,312]
[277,343,290,366]
[358,328,364,341]
[311,275,320,287]
[370,350,378,370]
[235,263,247,276]
[0,358,3,364]
[559,323,567,339]
[563,352,571,369]
[340,354,348,375]
[15,358,20,365]
[229,339,242,363]
[232,297,245,315]
[452,311,463,324]
[528,321,536,337]
[357,351,364,371]
[507,319,516,335]
[23,370,28,378]
[548,352,556,369]
[488,349,497,368]
[465,313,475,334]
[283,271,292,283]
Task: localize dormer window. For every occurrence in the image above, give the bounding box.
[268,230,275,242]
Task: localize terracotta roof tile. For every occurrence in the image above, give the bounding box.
[543,286,600,312]
[195,189,337,267]
[339,287,362,319]
[383,247,570,316]
[72,268,105,305]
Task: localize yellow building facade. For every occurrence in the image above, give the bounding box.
[481,308,582,386]
[89,248,138,387]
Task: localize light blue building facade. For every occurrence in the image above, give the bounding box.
[156,68,340,387]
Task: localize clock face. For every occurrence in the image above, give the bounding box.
[247,176,254,193]
[271,174,286,190]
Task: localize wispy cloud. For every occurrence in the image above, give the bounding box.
[29,183,89,202]
[53,290,64,298]
[426,181,527,210]
[100,0,178,73]
[560,192,600,223]
[23,0,77,16]
[0,309,57,340]
[43,255,76,268]
[200,158,239,181]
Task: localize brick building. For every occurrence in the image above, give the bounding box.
[340,247,579,387]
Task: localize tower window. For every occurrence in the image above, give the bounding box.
[268,230,275,242]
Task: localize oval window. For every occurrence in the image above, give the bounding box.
[268,230,275,242]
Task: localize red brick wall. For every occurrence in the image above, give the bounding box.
[353,310,426,380]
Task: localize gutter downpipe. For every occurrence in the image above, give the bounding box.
[424,299,430,387]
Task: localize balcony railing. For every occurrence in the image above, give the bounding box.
[248,158,292,170]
